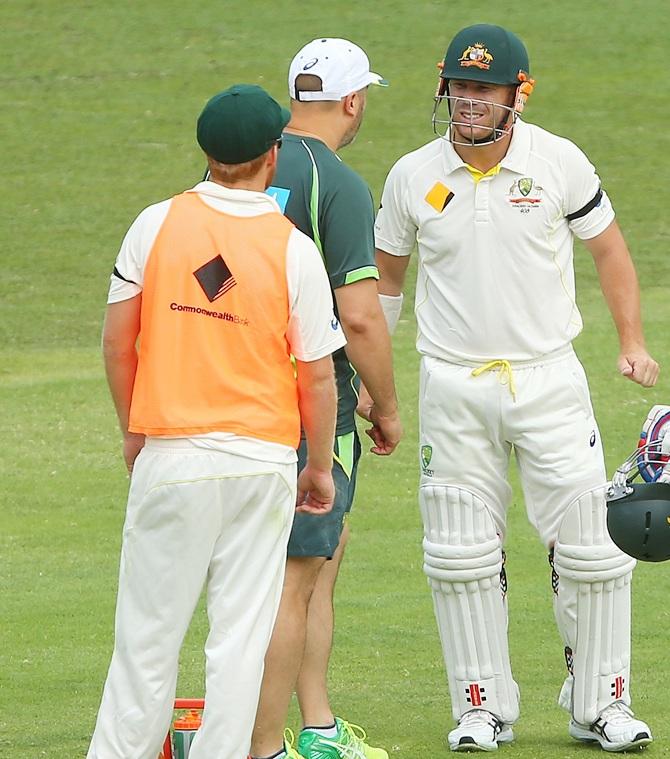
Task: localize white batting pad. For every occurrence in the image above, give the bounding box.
[553,487,637,724]
[421,485,519,723]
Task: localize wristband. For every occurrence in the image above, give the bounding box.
[379,293,403,334]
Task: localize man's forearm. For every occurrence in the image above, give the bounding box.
[593,246,645,349]
[103,346,138,434]
[343,312,398,417]
[297,358,337,472]
[101,297,143,434]
[586,224,658,387]
[334,278,399,418]
[587,221,646,350]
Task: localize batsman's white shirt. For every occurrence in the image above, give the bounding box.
[375,118,614,362]
[375,118,612,541]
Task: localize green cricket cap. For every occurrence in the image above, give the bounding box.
[197,84,290,165]
[441,24,530,86]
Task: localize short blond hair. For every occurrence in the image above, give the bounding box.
[206,151,269,183]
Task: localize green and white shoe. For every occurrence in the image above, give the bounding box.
[284,727,307,759]
[297,718,388,759]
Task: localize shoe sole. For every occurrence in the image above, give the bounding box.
[605,736,652,753]
[451,739,497,752]
[449,728,514,753]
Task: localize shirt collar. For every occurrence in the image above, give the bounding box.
[499,118,531,174]
[185,181,281,213]
[440,117,531,176]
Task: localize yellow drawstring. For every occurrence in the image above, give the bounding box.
[471,359,517,400]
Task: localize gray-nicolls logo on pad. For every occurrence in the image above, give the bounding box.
[193,255,237,302]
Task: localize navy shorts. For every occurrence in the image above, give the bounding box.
[287,430,361,558]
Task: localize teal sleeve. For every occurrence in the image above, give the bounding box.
[319,171,379,289]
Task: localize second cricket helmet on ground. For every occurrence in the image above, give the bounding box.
[606,405,670,562]
[433,23,535,145]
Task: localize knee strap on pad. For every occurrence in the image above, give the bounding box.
[420,485,519,724]
[423,536,501,584]
[553,487,636,724]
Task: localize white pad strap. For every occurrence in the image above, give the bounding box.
[553,487,636,724]
[421,485,519,724]
[378,293,403,334]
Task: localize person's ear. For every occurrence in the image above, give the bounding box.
[268,142,280,167]
[263,145,279,189]
[342,92,357,116]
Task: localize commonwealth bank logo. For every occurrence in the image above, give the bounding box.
[193,254,237,302]
[425,181,454,213]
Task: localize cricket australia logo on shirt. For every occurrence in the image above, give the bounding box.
[420,444,434,477]
[193,254,237,302]
[507,176,543,212]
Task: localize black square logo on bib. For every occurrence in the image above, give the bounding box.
[193,255,237,302]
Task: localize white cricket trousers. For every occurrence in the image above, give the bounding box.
[419,346,606,545]
[87,439,296,759]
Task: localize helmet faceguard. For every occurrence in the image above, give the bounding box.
[610,405,670,491]
[432,24,534,147]
[432,87,520,147]
[606,406,670,562]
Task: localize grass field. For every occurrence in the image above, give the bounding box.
[2,1,669,756]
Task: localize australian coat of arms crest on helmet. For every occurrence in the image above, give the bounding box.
[458,44,494,70]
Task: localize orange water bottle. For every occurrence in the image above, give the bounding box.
[172,709,202,759]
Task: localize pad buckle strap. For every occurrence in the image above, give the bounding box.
[471,359,517,400]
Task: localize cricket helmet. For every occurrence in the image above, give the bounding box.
[439,24,530,86]
[606,406,670,562]
[433,24,535,146]
[606,482,670,563]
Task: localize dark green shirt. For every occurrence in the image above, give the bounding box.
[268,133,379,434]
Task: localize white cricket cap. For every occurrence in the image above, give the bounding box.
[288,38,387,101]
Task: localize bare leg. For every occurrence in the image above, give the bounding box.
[250,555,326,757]
[296,523,350,726]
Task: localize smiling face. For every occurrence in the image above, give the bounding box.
[447,79,517,144]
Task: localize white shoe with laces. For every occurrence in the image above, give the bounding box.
[569,701,652,752]
[447,709,514,752]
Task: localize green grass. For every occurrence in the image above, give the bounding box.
[2,1,670,756]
